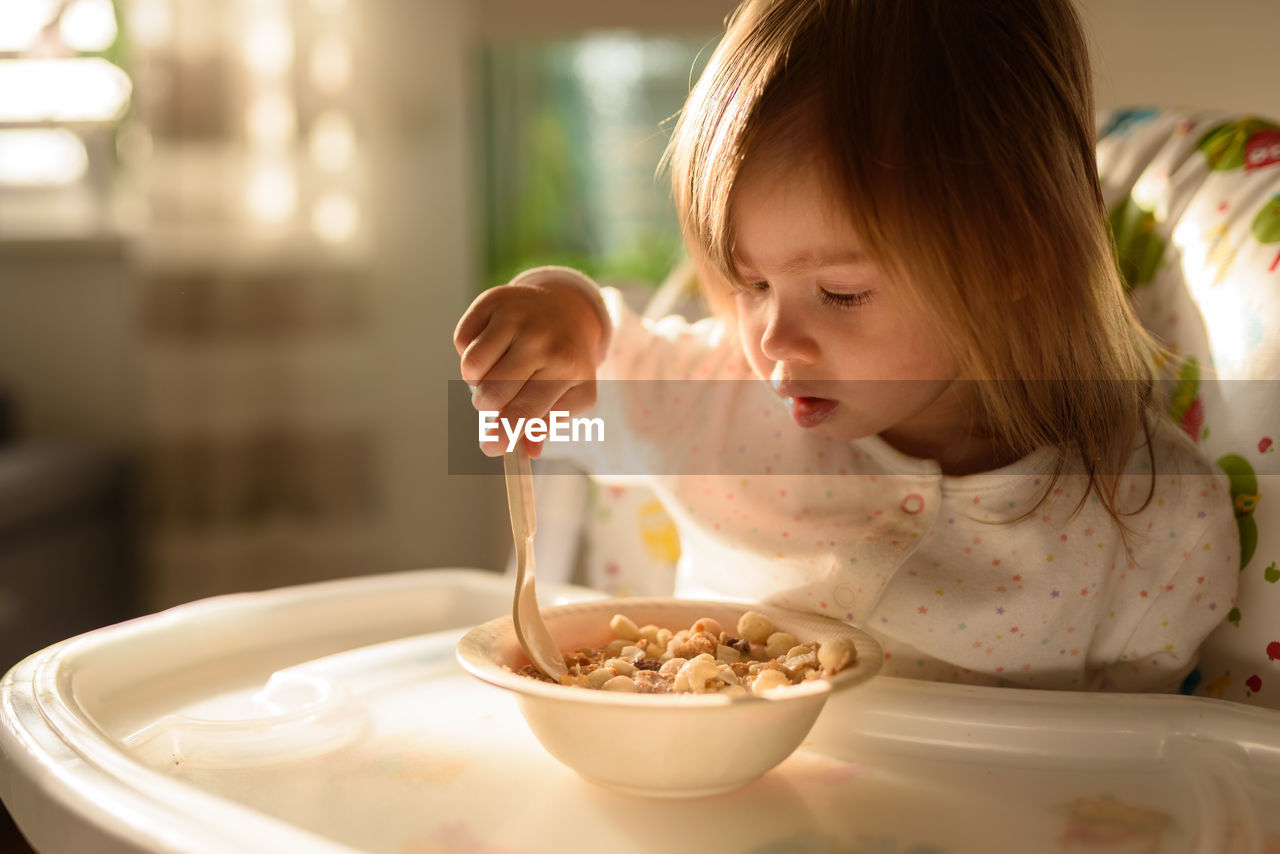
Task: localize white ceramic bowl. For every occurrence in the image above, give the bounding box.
[456,598,882,797]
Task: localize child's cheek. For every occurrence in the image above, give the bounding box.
[737,317,772,381]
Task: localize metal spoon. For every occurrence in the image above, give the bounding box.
[504,445,568,681]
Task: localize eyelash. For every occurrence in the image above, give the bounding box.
[818,289,874,309]
[735,280,873,310]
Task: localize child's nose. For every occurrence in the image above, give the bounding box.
[760,306,819,364]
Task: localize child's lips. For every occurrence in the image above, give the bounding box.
[785,396,838,428]
[773,381,838,428]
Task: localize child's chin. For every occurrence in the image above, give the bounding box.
[808,416,874,442]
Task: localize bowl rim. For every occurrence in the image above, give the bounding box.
[455,597,883,708]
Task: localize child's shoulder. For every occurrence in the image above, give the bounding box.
[1143,416,1222,477]
[1118,415,1236,535]
[1134,416,1228,492]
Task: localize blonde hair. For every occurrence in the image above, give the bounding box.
[662,0,1159,524]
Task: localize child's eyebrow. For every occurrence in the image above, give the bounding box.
[733,250,870,274]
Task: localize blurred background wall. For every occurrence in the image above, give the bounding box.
[0,0,1277,670]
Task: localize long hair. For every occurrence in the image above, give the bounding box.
[662,0,1159,524]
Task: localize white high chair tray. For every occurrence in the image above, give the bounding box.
[3,569,1279,854]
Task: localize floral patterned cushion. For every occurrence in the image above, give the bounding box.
[1098,107,1280,706]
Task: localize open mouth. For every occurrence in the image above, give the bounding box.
[785,396,838,428]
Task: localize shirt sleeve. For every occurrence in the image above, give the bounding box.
[505,265,737,381]
[1091,519,1241,693]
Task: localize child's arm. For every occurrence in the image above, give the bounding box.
[1091,523,1241,693]
[454,267,612,457]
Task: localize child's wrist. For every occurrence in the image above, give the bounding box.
[507,265,613,364]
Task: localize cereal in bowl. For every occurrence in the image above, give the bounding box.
[513,610,856,695]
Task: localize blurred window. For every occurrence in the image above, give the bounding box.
[479,33,714,289]
[0,0,130,239]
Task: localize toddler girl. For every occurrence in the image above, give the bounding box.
[455,0,1238,691]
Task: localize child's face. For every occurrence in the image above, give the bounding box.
[728,155,963,446]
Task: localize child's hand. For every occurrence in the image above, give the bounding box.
[454,279,603,458]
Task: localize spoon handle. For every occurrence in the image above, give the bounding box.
[504,445,565,680]
[504,445,536,539]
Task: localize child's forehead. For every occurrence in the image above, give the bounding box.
[729,157,864,239]
[730,246,869,274]
[731,114,853,206]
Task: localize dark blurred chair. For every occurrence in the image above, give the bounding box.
[0,436,134,670]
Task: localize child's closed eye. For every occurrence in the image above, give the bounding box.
[819,289,874,309]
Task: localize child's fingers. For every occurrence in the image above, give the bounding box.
[549,380,597,416]
[472,378,524,419]
[458,321,516,388]
[453,287,512,357]
[499,371,575,426]
[453,308,486,358]
[476,375,574,457]
[481,379,596,459]
[471,341,540,412]
[524,381,596,459]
